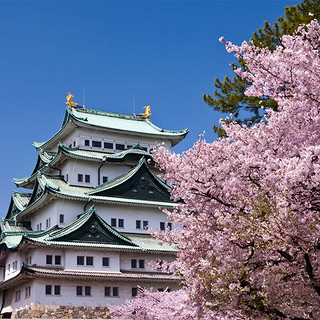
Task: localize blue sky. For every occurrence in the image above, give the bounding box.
[0,0,300,216]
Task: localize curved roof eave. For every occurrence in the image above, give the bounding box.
[33,107,189,150]
[74,118,189,141]
[33,111,77,151]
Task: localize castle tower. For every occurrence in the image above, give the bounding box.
[0,104,188,318]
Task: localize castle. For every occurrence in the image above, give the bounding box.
[0,99,188,318]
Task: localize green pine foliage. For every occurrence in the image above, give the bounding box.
[204,0,320,136]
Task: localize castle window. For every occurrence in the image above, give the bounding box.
[116,144,125,150]
[113,287,118,297]
[139,259,145,269]
[118,219,124,228]
[111,218,117,227]
[55,255,61,265]
[77,256,84,265]
[143,221,148,229]
[25,286,31,298]
[85,140,90,146]
[66,174,68,182]
[105,286,119,297]
[132,287,138,297]
[85,286,91,296]
[12,261,17,271]
[92,141,101,148]
[104,142,113,149]
[86,256,94,266]
[54,285,61,295]
[136,220,141,229]
[15,290,21,302]
[131,259,137,268]
[46,218,51,229]
[45,285,52,295]
[104,287,110,296]
[59,214,64,224]
[85,175,90,183]
[102,257,110,267]
[160,222,172,231]
[46,255,53,265]
[78,174,83,182]
[76,286,83,296]
[103,176,108,183]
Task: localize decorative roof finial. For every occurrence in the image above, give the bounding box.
[140,106,151,118]
[65,92,78,107]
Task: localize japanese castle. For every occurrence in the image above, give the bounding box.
[0,96,188,318]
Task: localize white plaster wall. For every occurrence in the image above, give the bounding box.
[120,252,176,272]
[60,127,172,153]
[31,248,65,267]
[29,198,173,235]
[30,199,84,230]
[61,158,131,187]
[99,163,131,183]
[4,252,23,281]
[9,280,34,312]
[65,250,120,272]
[32,278,179,307]
[94,203,171,234]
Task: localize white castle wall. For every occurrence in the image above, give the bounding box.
[8,277,178,312]
[4,252,22,281]
[7,280,34,312]
[59,127,172,154]
[94,203,172,234]
[27,198,172,234]
[59,159,131,187]
[29,200,84,231]
[65,249,120,273]
[120,252,176,272]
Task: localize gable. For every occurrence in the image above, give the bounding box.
[49,210,136,246]
[92,164,172,202]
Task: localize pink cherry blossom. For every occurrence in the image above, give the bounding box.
[113,20,320,319]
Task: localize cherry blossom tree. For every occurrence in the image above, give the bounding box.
[109,288,227,320]
[112,20,320,319]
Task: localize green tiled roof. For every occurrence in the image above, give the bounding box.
[0,265,179,285]
[66,107,188,137]
[124,233,176,252]
[5,192,32,219]
[0,207,176,253]
[89,157,170,196]
[14,144,154,189]
[42,173,174,207]
[57,143,154,162]
[12,192,31,211]
[0,234,23,250]
[34,106,188,149]
[45,205,135,247]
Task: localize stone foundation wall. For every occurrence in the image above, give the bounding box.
[11,304,111,319]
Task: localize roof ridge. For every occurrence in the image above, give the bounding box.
[71,106,139,120]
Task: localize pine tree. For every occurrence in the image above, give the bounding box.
[203,0,320,136]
